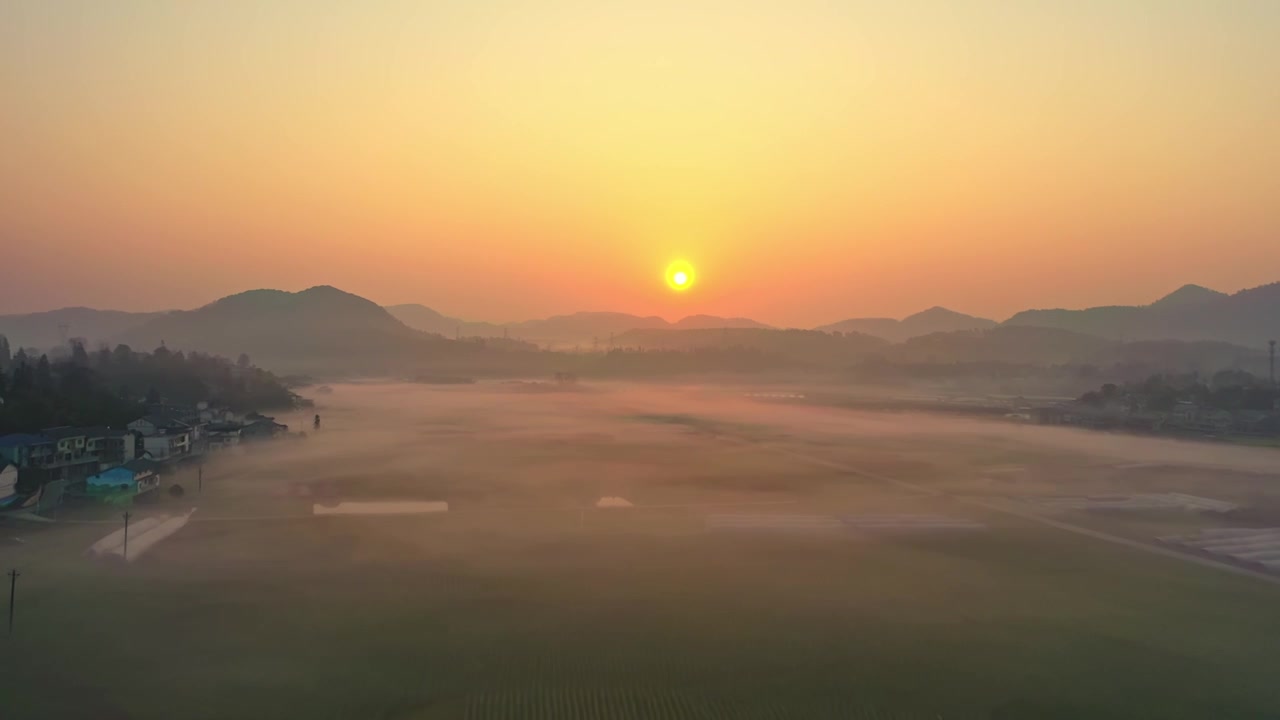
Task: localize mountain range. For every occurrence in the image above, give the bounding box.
[114,287,431,371]
[1003,283,1280,345]
[384,305,770,346]
[1,282,1278,376]
[814,307,997,343]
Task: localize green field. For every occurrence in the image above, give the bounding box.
[5,382,1280,719]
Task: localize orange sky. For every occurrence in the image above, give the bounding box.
[2,1,1278,326]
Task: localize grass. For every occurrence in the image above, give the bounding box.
[6,384,1280,719]
[7,513,1280,719]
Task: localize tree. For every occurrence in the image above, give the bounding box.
[237,353,252,369]
[70,339,90,366]
[9,359,32,392]
[0,333,10,369]
[1212,369,1255,390]
[34,355,53,393]
[1,344,300,433]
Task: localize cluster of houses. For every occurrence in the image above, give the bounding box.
[0,402,289,511]
[1031,398,1280,437]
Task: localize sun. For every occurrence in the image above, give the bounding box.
[665,260,696,292]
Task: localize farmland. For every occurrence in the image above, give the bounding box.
[5,381,1280,719]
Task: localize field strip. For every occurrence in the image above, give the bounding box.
[617,500,799,509]
[756,441,1280,588]
[52,499,800,526]
[963,497,1280,586]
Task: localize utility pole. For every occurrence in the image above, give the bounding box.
[198,463,204,493]
[122,511,132,562]
[7,569,18,636]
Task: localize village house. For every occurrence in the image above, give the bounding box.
[128,413,192,437]
[84,427,136,467]
[140,429,193,461]
[0,433,55,469]
[1169,401,1200,428]
[130,404,212,454]
[241,417,288,441]
[206,422,244,450]
[42,426,91,465]
[0,427,136,483]
[85,458,162,500]
[198,402,241,424]
[129,412,205,461]
[1197,408,1234,433]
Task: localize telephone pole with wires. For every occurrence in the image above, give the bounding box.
[7,569,18,636]
[122,511,132,561]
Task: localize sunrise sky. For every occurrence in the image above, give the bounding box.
[2,1,1278,326]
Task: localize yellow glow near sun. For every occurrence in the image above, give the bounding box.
[665,260,696,292]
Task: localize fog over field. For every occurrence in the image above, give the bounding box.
[7,381,1280,719]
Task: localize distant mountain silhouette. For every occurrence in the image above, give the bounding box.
[889,326,1114,365]
[0,307,161,350]
[387,306,772,346]
[512,312,669,346]
[118,286,437,370]
[672,315,772,330]
[6,280,1278,377]
[816,306,996,342]
[878,325,1264,374]
[613,327,887,365]
[385,304,505,338]
[1003,282,1279,345]
[1148,283,1226,309]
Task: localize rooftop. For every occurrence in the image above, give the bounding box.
[43,425,131,440]
[41,426,90,440]
[133,414,193,430]
[0,433,52,448]
[122,458,162,474]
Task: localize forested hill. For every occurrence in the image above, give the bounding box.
[0,341,302,434]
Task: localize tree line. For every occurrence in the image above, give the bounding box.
[0,336,303,434]
[1078,370,1278,412]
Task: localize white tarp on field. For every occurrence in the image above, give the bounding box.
[90,509,196,562]
[88,516,165,556]
[313,501,449,516]
[113,510,195,562]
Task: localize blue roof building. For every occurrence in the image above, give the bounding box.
[86,458,162,500]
